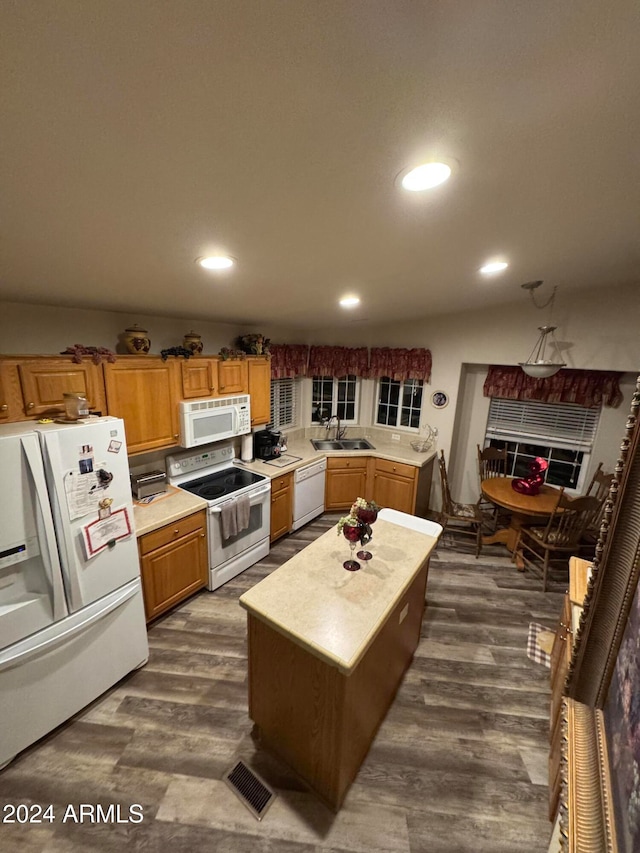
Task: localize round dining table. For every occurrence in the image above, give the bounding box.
[480,477,563,553]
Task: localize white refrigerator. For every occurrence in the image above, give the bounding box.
[0,417,148,770]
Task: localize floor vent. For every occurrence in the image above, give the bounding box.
[223,759,276,821]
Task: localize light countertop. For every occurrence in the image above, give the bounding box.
[236,433,436,480]
[239,517,438,674]
[131,432,436,537]
[132,485,208,537]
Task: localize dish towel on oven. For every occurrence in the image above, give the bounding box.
[221,499,238,540]
[236,494,250,533]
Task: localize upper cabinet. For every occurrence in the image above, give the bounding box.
[217,358,248,396]
[181,358,218,399]
[0,360,21,421]
[103,357,181,454]
[0,356,107,420]
[180,357,251,400]
[247,356,271,426]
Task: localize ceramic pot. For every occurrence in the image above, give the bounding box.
[183,331,203,355]
[124,325,151,354]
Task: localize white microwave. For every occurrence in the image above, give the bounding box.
[179,395,251,448]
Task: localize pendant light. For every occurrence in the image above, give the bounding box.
[518,281,566,378]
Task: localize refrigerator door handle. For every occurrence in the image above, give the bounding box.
[21,435,68,622]
[42,431,83,608]
[0,582,140,674]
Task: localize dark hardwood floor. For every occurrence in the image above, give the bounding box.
[0,515,563,852]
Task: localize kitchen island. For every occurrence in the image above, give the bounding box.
[239,517,439,810]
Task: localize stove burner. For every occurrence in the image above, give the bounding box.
[178,465,267,502]
[199,483,227,500]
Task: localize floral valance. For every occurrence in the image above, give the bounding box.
[269,343,433,382]
[308,346,369,378]
[367,347,432,382]
[483,366,624,408]
[269,344,309,379]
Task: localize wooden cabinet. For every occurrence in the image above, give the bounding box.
[324,456,369,510]
[270,472,293,542]
[0,360,21,421]
[103,357,181,454]
[0,355,107,420]
[370,458,417,514]
[247,356,271,426]
[247,560,429,811]
[180,358,218,399]
[217,358,248,395]
[370,456,434,516]
[138,510,208,622]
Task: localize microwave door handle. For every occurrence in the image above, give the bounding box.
[208,484,271,514]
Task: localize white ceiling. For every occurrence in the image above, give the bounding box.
[2,1,639,330]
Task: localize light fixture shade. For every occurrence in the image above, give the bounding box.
[518,361,565,379]
[519,324,566,378]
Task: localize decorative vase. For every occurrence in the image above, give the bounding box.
[342,523,362,571]
[356,508,376,560]
[123,324,151,354]
[183,331,203,355]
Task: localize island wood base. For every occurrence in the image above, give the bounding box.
[246,562,429,811]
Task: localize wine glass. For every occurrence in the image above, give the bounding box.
[356,508,377,561]
[342,523,362,571]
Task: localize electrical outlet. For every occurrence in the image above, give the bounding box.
[391,433,400,441]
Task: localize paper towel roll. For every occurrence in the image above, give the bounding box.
[241,432,254,462]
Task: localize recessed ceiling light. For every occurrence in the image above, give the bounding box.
[197,255,235,270]
[339,296,360,308]
[400,161,452,191]
[479,261,509,275]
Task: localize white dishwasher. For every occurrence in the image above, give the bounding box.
[292,458,327,531]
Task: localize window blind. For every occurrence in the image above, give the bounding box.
[270,378,298,430]
[486,398,599,450]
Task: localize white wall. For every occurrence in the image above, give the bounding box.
[2,282,638,510]
[0,301,297,356]
[305,282,640,507]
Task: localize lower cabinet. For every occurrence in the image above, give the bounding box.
[270,472,293,542]
[369,458,417,514]
[324,457,369,510]
[138,510,208,622]
[324,455,433,515]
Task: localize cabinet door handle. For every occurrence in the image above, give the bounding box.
[200,533,205,538]
[174,528,179,535]
[174,434,179,439]
[0,404,7,411]
[27,402,35,409]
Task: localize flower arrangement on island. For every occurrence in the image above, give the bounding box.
[336,497,380,535]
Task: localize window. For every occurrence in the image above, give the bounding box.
[375,377,423,430]
[270,378,299,431]
[485,398,600,491]
[311,375,359,423]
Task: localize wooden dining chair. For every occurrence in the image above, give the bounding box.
[580,463,615,555]
[516,492,602,591]
[438,450,483,557]
[476,445,509,532]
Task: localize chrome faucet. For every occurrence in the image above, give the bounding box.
[326,414,346,441]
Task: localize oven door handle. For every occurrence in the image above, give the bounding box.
[208,484,271,514]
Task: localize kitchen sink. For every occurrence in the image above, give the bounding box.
[311,438,375,451]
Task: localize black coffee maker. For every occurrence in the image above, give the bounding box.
[254,427,282,460]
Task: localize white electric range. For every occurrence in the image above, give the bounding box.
[167,442,271,590]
